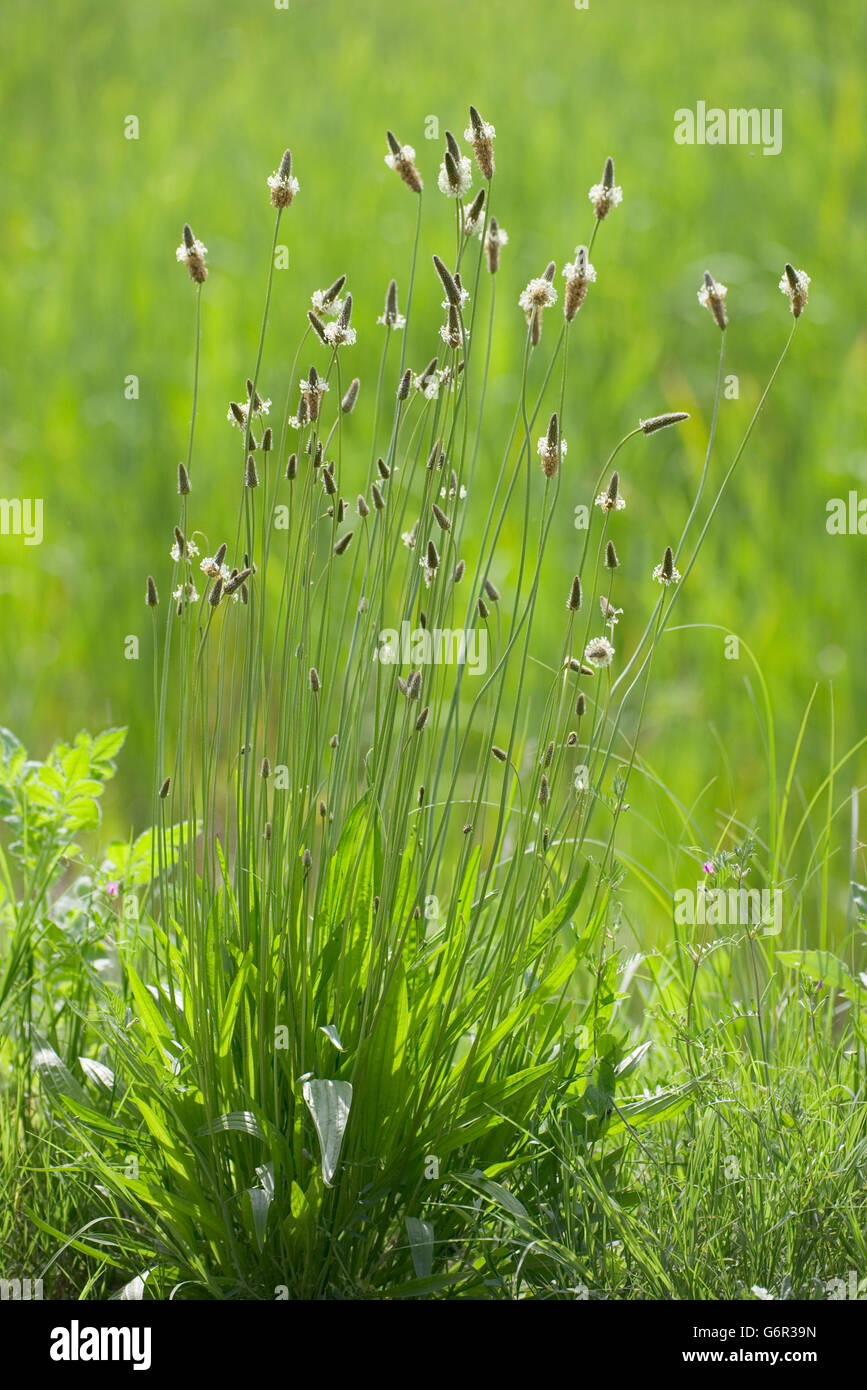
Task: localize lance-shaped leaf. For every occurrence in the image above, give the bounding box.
[405,1217,435,1278]
[302,1079,352,1187]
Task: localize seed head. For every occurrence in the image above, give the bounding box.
[477,596,489,620]
[538,412,565,479]
[484,216,508,274]
[268,150,300,208]
[244,381,271,421]
[539,774,550,806]
[779,263,810,318]
[286,453,297,481]
[605,540,620,569]
[377,457,391,480]
[262,427,273,451]
[208,577,223,607]
[600,595,623,627]
[519,268,558,337]
[320,275,347,308]
[463,188,486,238]
[177,462,191,495]
[407,669,422,700]
[385,131,423,193]
[333,531,354,556]
[386,132,427,194]
[426,539,440,571]
[176,224,208,283]
[491,745,508,763]
[563,245,596,321]
[309,667,321,693]
[433,255,462,307]
[543,740,554,768]
[378,278,405,330]
[397,368,413,401]
[302,848,313,869]
[145,575,159,607]
[652,545,681,586]
[223,565,253,596]
[245,455,259,488]
[415,706,429,732]
[453,559,465,584]
[698,270,728,330]
[261,757,271,779]
[438,135,473,198]
[159,776,171,799]
[465,105,496,179]
[567,575,582,612]
[440,303,463,350]
[432,502,451,532]
[483,578,500,601]
[640,412,690,434]
[308,310,328,344]
[372,483,385,511]
[576,693,586,717]
[584,635,615,669]
[357,493,370,518]
[588,157,623,220]
[417,357,440,398]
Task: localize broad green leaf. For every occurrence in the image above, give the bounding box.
[196,1111,264,1139]
[302,1079,352,1187]
[78,1056,116,1091]
[405,1217,434,1278]
[217,950,252,1058]
[606,1081,699,1136]
[32,1041,88,1106]
[115,1270,150,1301]
[244,1186,271,1253]
[125,966,173,1057]
[462,1173,530,1222]
[359,959,409,1146]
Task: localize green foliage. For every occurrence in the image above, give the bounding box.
[1,0,865,1301]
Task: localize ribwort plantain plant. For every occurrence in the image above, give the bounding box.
[21,110,811,1299]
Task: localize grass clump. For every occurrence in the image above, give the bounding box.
[3,107,859,1304]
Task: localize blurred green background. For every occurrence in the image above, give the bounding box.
[1,0,865,912]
